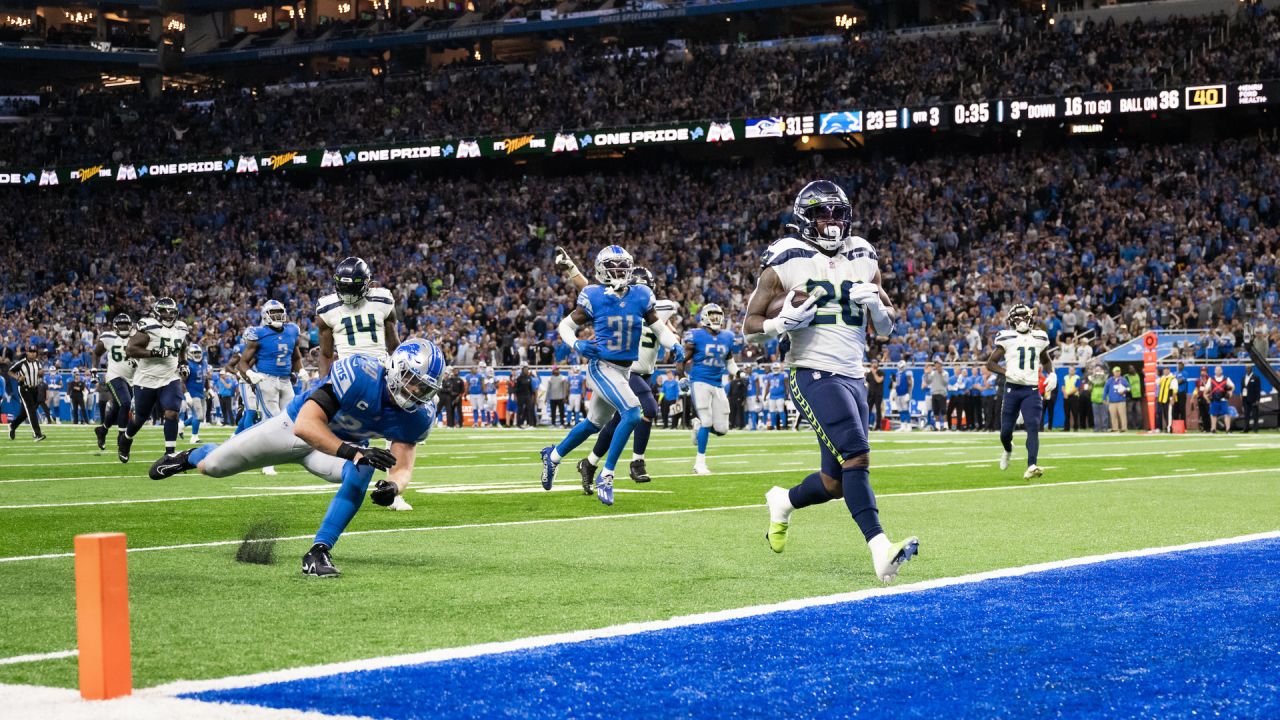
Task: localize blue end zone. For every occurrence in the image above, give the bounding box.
[188,539,1280,719]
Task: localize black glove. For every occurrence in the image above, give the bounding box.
[370,479,398,506]
[336,441,397,471]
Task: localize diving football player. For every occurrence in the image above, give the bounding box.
[150,339,444,576]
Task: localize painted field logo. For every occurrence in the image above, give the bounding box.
[267,152,298,170]
[320,150,345,167]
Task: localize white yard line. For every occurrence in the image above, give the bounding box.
[146,530,1280,696]
[0,650,77,666]
[2,467,1274,564]
[0,683,373,720]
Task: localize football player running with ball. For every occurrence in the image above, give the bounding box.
[150,340,445,577]
[539,246,682,505]
[744,180,918,583]
[985,304,1054,479]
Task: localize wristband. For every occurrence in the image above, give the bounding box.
[336,442,359,461]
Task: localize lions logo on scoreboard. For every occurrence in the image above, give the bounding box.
[457,140,481,159]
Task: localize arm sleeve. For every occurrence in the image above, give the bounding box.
[865,301,895,336]
[308,384,342,420]
[558,315,581,347]
[649,318,679,349]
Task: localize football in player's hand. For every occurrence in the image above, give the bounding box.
[766,290,811,319]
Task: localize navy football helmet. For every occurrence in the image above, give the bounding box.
[154,298,179,328]
[792,180,853,252]
[1007,304,1034,333]
[112,313,133,334]
[335,257,371,306]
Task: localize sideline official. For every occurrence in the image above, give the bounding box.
[7,347,47,441]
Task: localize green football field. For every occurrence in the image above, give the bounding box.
[0,423,1277,691]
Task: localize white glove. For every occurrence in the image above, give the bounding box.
[554,246,582,280]
[245,370,265,386]
[848,283,882,307]
[183,392,194,405]
[763,289,824,336]
[1043,372,1058,394]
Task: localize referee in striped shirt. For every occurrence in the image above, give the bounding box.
[8,346,47,442]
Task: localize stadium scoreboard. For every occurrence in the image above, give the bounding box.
[3,79,1274,188]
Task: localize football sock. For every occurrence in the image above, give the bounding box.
[696,452,707,465]
[842,466,883,542]
[999,426,1014,452]
[632,417,652,455]
[747,412,757,430]
[632,452,644,462]
[591,413,620,462]
[604,407,642,473]
[235,409,257,435]
[696,427,710,454]
[788,472,832,509]
[1025,427,1040,466]
[555,419,600,460]
[190,417,200,438]
[188,443,217,467]
[899,409,909,425]
[868,533,890,558]
[314,461,374,548]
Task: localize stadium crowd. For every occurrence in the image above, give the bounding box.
[1,134,1277,374]
[2,8,1278,167]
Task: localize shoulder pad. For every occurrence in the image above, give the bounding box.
[655,299,680,315]
[138,317,161,331]
[244,327,260,341]
[843,235,879,262]
[100,332,117,340]
[366,288,395,304]
[682,329,697,343]
[760,237,817,268]
[1032,330,1050,340]
[316,294,343,315]
[995,331,1017,341]
[174,322,189,332]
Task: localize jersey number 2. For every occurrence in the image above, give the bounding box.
[340,314,379,347]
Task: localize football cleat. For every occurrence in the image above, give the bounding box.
[1023,464,1044,480]
[34,434,47,442]
[999,450,1011,471]
[94,425,108,450]
[693,460,711,476]
[8,426,14,440]
[149,450,193,480]
[117,434,133,463]
[595,472,614,506]
[629,459,651,483]
[539,446,557,490]
[690,417,702,445]
[764,486,794,553]
[577,457,596,495]
[191,434,200,444]
[302,543,339,578]
[389,495,413,511]
[262,466,278,476]
[873,536,920,583]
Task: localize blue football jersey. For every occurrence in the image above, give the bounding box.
[467,373,483,394]
[685,327,735,385]
[286,355,434,444]
[185,360,207,395]
[577,284,655,363]
[247,323,300,378]
[568,374,584,394]
[768,371,788,399]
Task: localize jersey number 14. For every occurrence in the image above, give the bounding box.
[340,313,379,347]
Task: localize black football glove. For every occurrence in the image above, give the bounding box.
[370,479,398,507]
[335,441,397,470]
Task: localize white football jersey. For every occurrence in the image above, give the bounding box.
[995,328,1051,386]
[131,317,189,389]
[632,299,679,375]
[98,330,136,383]
[763,234,879,379]
[318,287,396,361]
